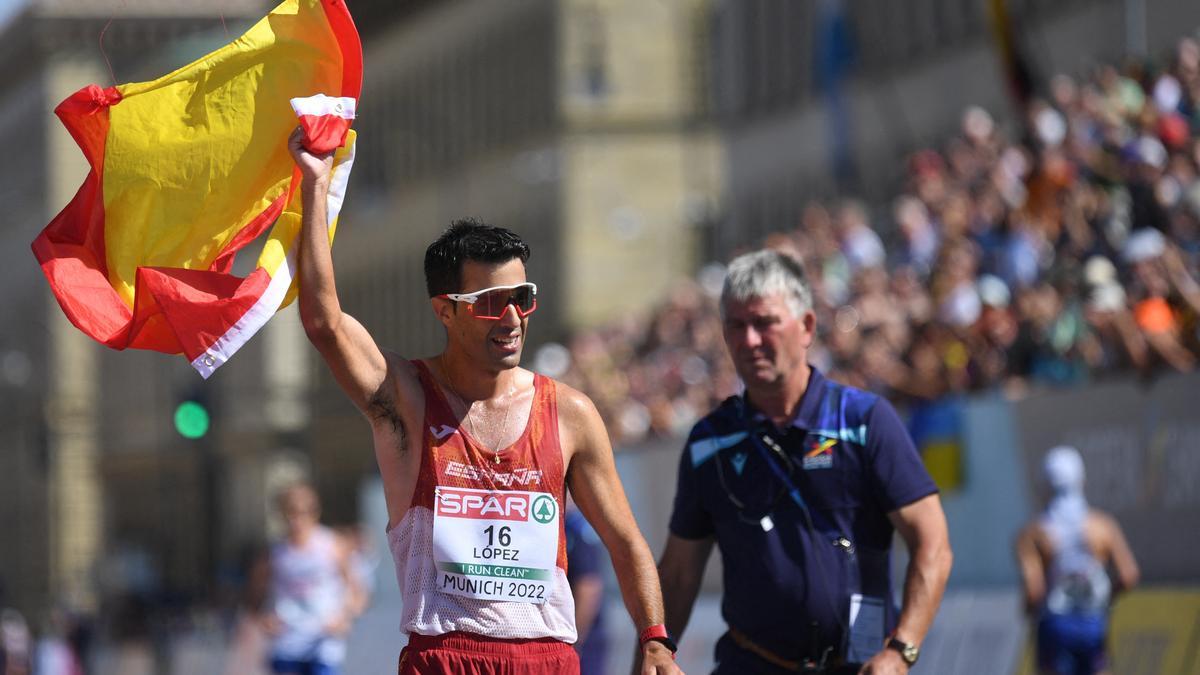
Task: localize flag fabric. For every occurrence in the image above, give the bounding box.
[292,94,357,154]
[31,0,362,378]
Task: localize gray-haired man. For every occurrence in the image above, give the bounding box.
[656,250,952,674]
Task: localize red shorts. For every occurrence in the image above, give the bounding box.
[398,631,580,675]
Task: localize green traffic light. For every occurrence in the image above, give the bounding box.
[174,400,210,439]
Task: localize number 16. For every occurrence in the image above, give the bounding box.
[483,525,512,547]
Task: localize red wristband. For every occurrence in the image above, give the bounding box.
[640,624,669,644]
[639,624,677,658]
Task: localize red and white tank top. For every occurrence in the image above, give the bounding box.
[386,360,577,642]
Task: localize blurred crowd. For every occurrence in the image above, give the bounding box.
[539,37,1200,446]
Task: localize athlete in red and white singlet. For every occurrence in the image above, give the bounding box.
[289,130,682,675]
[385,362,580,672]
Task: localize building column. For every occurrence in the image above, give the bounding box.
[44,58,106,612]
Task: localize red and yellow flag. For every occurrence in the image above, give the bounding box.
[32,0,362,378]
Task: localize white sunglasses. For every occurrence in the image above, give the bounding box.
[440,282,538,319]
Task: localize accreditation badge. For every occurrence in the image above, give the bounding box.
[846,594,885,662]
[432,486,560,604]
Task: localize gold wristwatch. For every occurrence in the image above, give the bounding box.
[886,637,920,666]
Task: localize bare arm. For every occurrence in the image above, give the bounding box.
[560,388,681,674]
[1014,524,1046,615]
[340,533,367,629]
[247,552,284,635]
[658,534,713,643]
[1143,329,1196,372]
[889,494,953,644]
[1100,514,1140,593]
[1109,310,1149,371]
[289,128,390,413]
[325,537,366,636]
[340,538,367,620]
[1163,245,1200,316]
[246,552,271,615]
[858,494,951,674]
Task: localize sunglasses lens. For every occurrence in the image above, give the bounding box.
[475,290,508,318]
[474,285,536,318]
[511,285,536,313]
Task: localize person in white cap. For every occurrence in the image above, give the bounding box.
[1014,446,1140,675]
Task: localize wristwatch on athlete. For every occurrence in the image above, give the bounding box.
[886,636,920,667]
[639,624,678,659]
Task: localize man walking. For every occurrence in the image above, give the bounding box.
[656,250,952,673]
[289,130,680,674]
[1015,446,1139,675]
[258,482,363,675]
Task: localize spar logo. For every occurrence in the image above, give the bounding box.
[531,495,557,524]
[436,488,530,522]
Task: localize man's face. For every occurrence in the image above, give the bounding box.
[722,293,814,389]
[435,258,531,372]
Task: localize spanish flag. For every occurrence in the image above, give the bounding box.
[31,0,362,378]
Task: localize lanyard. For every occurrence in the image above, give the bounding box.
[747,430,810,514]
[730,396,863,658]
[736,396,806,503]
[736,396,848,544]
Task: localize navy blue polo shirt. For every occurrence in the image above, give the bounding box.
[669,367,937,662]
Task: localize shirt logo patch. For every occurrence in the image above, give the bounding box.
[802,438,837,470]
[730,452,748,475]
[430,424,457,440]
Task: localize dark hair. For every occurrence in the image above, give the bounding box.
[424,218,531,296]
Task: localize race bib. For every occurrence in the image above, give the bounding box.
[432,486,560,604]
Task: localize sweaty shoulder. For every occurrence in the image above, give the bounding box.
[553,379,609,457]
[553,379,604,429]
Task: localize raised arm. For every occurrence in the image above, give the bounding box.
[1108,308,1149,371]
[289,128,389,412]
[559,387,682,675]
[1163,244,1200,316]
